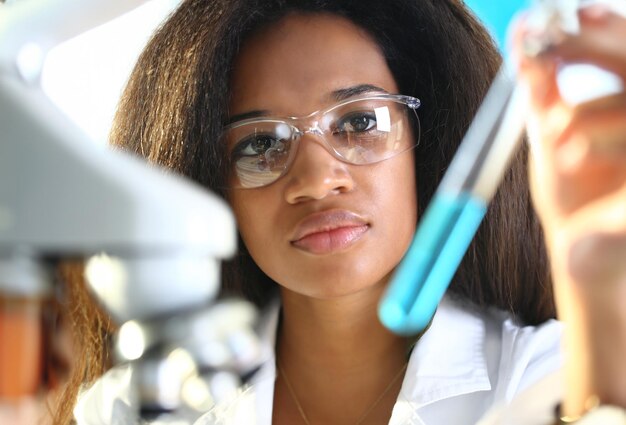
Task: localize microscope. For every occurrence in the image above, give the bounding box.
[0,1,262,422]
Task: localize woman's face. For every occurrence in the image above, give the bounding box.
[228,13,418,299]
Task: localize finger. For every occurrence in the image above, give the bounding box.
[560,184,626,287]
[551,95,626,214]
[553,145,626,217]
[550,6,626,81]
[511,18,562,110]
[557,92,626,163]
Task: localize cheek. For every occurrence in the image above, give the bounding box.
[383,154,418,231]
[227,153,419,293]
[228,192,263,251]
[390,160,418,263]
[365,153,418,269]
[229,191,283,272]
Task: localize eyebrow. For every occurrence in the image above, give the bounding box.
[330,84,389,101]
[226,84,389,125]
[227,109,270,125]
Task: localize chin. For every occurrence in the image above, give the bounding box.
[292,272,390,300]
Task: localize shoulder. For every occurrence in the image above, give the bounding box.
[194,300,280,425]
[73,364,136,425]
[391,297,562,424]
[193,352,277,425]
[479,299,563,401]
[430,296,562,400]
[477,370,562,425]
[74,300,281,425]
[193,385,263,425]
[438,295,562,365]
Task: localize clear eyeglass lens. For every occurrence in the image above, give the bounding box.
[225,97,418,189]
[323,99,413,164]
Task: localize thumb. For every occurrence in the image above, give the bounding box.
[511,15,563,112]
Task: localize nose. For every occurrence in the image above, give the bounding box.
[283,132,355,204]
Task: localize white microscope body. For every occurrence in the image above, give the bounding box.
[0,1,259,422]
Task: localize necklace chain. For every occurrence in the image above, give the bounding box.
[277,362,311,424]
[277,361,408,425]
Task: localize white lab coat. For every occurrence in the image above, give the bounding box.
[480,370,626,425]
[477,370,563,425]
[74,296,562,425]
[194,296,563,425]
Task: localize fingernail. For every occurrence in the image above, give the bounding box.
[579,5,611,23]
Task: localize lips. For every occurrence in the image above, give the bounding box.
[291,210,369,255]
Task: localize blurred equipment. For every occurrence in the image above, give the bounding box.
[0,1,261,422]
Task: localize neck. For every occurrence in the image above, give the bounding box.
[274,283,411,424]
[279,284,407,368]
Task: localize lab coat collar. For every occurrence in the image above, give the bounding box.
[242,295,491,421]
[400,296,492,408]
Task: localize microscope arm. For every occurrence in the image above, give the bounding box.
[0,0,237,321]
[0,4,260,420]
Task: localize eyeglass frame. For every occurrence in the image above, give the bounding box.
[222,92,422,189]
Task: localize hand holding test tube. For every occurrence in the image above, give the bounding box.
[378,0,589,335]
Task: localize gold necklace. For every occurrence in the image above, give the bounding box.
[277,361,408,425]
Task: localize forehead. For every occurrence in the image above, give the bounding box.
[228,13,399,118]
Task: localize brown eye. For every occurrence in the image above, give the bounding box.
[349,116,371,131]
[233,134,281,158]
[251,135,276,154]
[335,112,377,134]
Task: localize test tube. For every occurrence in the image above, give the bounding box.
[378,66,528,335]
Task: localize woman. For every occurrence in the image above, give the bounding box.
[69,1,563,424]
[4,1,624,424]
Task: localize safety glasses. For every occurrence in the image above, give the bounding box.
[223,93,421,189]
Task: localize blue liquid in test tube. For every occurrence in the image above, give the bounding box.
[379,67,527,335]
[380,193,487,334]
